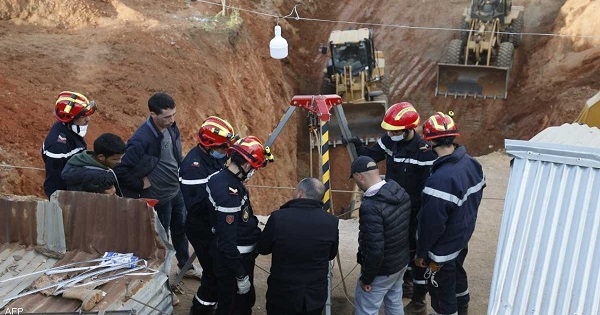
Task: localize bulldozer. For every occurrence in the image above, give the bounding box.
[436,0,524,99]
[320,28,387,143]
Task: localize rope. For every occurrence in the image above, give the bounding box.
[192,0,600,39]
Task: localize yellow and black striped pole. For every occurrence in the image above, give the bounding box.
[320,117,332,213]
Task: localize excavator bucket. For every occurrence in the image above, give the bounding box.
[436,63,510,99]
[328,101,387,143]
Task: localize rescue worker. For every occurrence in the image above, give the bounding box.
[180,116,238,315]
[346,102,437,307]
[62,133,126,196]
[207,136,272,315]
[42,91,97,198]
[415,112,485,315]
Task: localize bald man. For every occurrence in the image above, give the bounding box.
[258,178,339,315]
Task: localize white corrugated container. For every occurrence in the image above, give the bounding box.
[489,123,600,315]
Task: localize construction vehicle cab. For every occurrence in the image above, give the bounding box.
[321,28,387,143]
[435,0,524,99]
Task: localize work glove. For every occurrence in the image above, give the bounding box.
[236,275,251,294]
[342,137,365,149]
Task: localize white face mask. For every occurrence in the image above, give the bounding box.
[71,124,88,137]
[390,134,403,142]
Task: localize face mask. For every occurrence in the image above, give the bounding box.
[390,135,403,142]
[246,169,256,180]
[211,150,227,159]
[71,124,88,137]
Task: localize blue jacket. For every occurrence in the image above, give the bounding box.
[358,133,437,211]
[114,118,182,198]
[180,145,225,239]
[416,145,485,263]
[208,169,261,279]
[42,121,87,198]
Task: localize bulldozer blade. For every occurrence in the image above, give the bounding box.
[436,63,510,99]
[328,101,387,143]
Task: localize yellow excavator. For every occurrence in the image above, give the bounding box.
[436,0,524,99]
[320,28,387,143]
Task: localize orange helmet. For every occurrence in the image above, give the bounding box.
[422,112,460,141]
[54,91,96,123]
[197,116,237,148]
[380,102,420,131]
[228,136,269,169]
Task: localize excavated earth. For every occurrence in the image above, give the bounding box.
[0,0,599,314]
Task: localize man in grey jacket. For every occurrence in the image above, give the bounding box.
[350,156,412,315]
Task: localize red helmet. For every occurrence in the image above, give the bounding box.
[54,91,96,123]
[197,116,237,148]
[380,102,420,131]
[228,136,269,169]
[422,112,460,141]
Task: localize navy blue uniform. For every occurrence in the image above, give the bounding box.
[207,169,261,315]
[357,132,437,290]
[417,145,485,314]
[42,122,86,198]
[180,145,225,310]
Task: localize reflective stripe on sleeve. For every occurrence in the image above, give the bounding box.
[180,170,219,185]
[392,157,436,166]
[422,177,486,207]
[42,146,85,159]
[428,248,462,263]
[206,185,246,213]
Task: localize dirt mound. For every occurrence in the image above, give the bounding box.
[0,0,598,212]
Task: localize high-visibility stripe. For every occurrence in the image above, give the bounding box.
[456,289,469,297]
[237,244,256,254]
[42,146,85,159]
[179,170,219,185]
[413,279,428,285]
[392,157,436,166]
[428,248,462,263]
[321,120,331,213]
[422,177,486,207]
[206,186,246,213]
[377,138,394,156]
[194,295,216,306]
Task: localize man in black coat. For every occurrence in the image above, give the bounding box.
[350,156,411,315]
[257,178,339,315]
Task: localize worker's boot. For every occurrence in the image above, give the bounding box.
[457,304,468,315]
[404,289,427,315]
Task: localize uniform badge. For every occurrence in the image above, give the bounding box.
[226,215,234,225]
[192,161,200,167]
[228,186,238,195]
[242,206,249,222]
[57,134,67,144]
[420,143,431,151]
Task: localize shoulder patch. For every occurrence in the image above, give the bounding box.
[228,186,238,195]
[57,134,67,144]
[226,215,235,225]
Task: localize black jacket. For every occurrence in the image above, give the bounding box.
[207,169,261,278]
[358,133,436,211]
[357,180,411,284]
[113,118,182,198]
[61,150,122,196]
[41,121,87,198]
[257,198,339,312]
[180,145,225,240]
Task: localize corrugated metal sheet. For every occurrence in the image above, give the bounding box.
[0,191,175,314]
[489,123,600,315]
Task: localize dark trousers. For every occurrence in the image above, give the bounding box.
[428,248,470,314]
[155,190,190,269]
[214,252,256,315]
[266,302,324,315]
[187,226,218,308]
[407,208,428,298]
